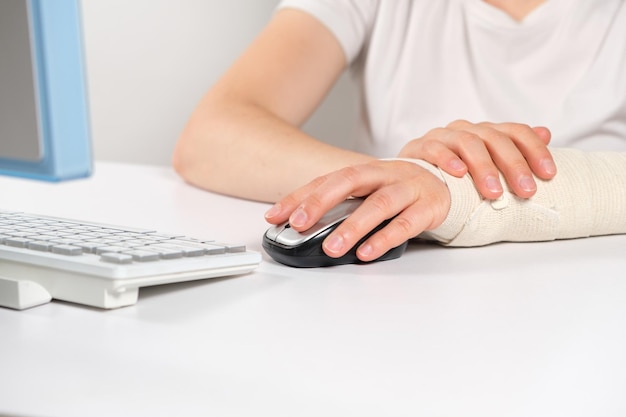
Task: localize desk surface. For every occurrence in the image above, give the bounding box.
[1,162,625,417]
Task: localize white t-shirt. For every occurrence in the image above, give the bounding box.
[277,0,626,157]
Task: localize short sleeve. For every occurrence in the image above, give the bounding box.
[276,0,378,63]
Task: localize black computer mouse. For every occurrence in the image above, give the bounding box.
[262,199,408,268]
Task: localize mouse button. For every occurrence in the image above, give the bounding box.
[320,199,362,224]
[274,216,340,247]
[273,225,311,246]
[275,199,362,246]
[302,199,362,235]
[264,223,288,242]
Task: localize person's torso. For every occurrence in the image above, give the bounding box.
[351,0,626,156]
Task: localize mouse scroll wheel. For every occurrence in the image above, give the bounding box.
[285,224,291,229]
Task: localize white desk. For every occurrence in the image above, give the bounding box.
[1,162,626,417]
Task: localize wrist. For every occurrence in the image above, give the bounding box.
[381,157,482,243]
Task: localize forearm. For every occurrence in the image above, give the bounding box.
[173,98,373,202]
[418,148,626,246]
[173,8,373,202]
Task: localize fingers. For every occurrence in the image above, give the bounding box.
[328,178,449,261]
[400,120,556,199]
[463,122,539,199]
[495,123,556,180]
[322,182,420,258]
[399,136,468,178]
[265,164,389,230]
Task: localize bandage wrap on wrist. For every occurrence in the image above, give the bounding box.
[398,149,626,247]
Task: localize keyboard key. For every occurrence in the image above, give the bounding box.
[74,241,103,253]
[51,244,83,256]
[123,249,160,262]
[8,231,36,238]
[100,252,134,264]
[79,232,111,239]
[5,237,31,248]
[49,238,84,246]
[146,233,184,239]
[82,238,122,246]
[123,238,164,246]
[200,243,227,255]
[156,241,207,257]
[95,246,131,255]
[27,241,55,251]
[146,245,184,259]
[213,242,247,253]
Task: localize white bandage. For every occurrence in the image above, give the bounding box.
[391,149,626,247]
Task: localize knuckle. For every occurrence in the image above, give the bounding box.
[455,132,482,150]
[425,127,447,137]
[420,139,441,155]
[366,192,395,214]
[369,230,395,253]
[525,140,551,154]
[336,165,361,187]
[506,159,532,174]
[338,218,361,238]
[482,130,512,147]
[447,119,469,129]
[368,227,398,253]
[391,215,415,236]
[409,139,442,160]
[281,194,301,208]
[337,218,369,247]
[399,138,425,157]
[303,193,325,212]
[374,215,420,250]
[307,175,328,190]
[507,122,534,138]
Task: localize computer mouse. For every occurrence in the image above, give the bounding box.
[262,198,408,267]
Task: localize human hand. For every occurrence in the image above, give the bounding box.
[264,160,451,262]
[398,120,556,199]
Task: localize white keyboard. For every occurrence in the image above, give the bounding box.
[0,210,262,310]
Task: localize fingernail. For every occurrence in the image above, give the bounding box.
[449,159,465,172]
[519,175,536,192]
[541,158,557,176]
[485,175,503,194]
[324,234,344,254]
[358,243,373,258]
[264,203,281,219]
[290,207,307,228]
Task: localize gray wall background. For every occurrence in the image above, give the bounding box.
[81,0,358,166]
